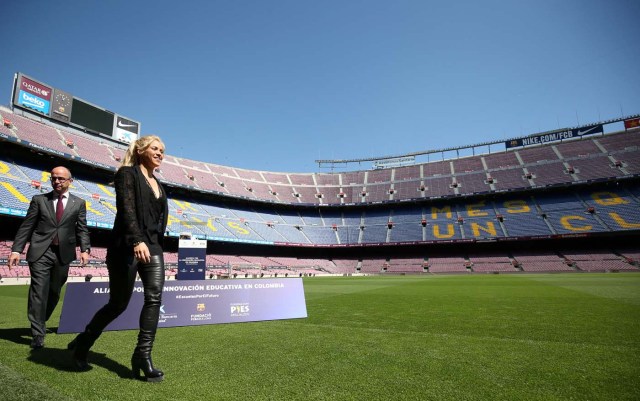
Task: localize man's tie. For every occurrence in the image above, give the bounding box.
[56,195,64,222]
[52,195,64,245]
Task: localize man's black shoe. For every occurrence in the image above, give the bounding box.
[31,335,45,349]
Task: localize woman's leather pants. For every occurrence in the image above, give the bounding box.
[83,254,165,357]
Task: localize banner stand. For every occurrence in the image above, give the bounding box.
[177,232,206,280]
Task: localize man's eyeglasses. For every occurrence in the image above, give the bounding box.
[51,177,70,183]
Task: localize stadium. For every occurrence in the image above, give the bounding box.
[2,73,640,278]
[0,71,639,400]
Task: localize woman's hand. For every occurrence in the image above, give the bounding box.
[134,242,151,264]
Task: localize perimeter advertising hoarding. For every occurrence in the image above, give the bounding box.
[373,156,415,169]
[58,278,307,333]
[505,124,604,148]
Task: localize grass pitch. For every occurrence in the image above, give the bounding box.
[0,273,638,400]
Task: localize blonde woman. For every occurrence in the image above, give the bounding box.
[69,135,168,382]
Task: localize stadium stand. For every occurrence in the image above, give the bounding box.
[386,257,426,273]
[2,151,640,244]
[426,255,469,273]
[467,253,518,273]
[359,258,388,273]
[510,251,574,272]
[559,249,638,272]
[1,104,639,277]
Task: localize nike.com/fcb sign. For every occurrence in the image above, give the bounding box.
[505,125,603,149]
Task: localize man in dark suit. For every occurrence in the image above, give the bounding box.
[8,166,91,349]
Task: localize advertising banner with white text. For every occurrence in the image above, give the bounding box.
[58,278,307,333]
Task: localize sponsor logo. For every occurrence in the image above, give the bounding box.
[507,125,603,149]
[190,312,212,321]
[27,141,64,156]
[21,92,45,108]
[230,303,250,317]
[117,121,137,128]
[115,131,135,144]
[79,158,112,169]
[570,125,603,137]
[20,77,51,99]
[158,304,178,323]
[196,303,206,312]
[575,126,600,136]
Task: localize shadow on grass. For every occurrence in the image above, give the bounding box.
[0,327,133,379]
[0,327,32,346]
[27,347,132,378]
[0,325,66,346]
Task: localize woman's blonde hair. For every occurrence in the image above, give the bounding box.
[120,135,165,167]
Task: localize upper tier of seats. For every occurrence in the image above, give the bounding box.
[2,154,639,246]
[1,106,638,206]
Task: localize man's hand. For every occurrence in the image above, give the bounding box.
[8,253,20,270]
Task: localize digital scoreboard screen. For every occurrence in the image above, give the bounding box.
[69,98,115,136]
[12,72,140,143]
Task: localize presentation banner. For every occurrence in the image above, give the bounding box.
[58,278,307,334]
[177,238,206,280]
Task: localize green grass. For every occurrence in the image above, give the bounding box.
[1,273,639,400]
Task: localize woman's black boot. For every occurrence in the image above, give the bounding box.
[67,329,100,371]
[131,354,164,382]
[130,255,164,382]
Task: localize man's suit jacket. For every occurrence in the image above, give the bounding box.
[11,191,91,265]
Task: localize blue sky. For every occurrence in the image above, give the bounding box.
[1,0,639,173]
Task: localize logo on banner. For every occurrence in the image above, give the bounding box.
[117,121,137,128]
[19,91,50,114]
[116,117,138,133]
[191,303,212,321]
[190,313,212,321]
[159,304,178,323]
[21,77,52,100]
[115,130,136,143]
[230,303,250,317]
[573,125,603,136]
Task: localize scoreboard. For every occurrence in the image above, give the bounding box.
[11,72,140,144]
